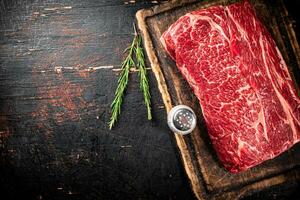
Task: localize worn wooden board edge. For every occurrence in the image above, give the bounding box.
[214,168,300,200]
[136,0,300,199]
[136,3,204,199]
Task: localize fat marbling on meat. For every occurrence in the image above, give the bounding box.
[160,0,300,173]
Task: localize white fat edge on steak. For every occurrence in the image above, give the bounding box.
[224,7,248,41]
[185,13,230,43]
[275,46,300,104]
[259,34,299,142]
[225,7,257,63]
[168,16,190,45]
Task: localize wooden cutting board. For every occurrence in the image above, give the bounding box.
[136,0,300,199]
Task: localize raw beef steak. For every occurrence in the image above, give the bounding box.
[161,0,300,173]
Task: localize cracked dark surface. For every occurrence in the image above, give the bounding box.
[0,0,299,199]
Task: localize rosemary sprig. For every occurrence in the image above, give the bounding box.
[135,35,152,120]
[108,36,137,130]
[109,24,152,129]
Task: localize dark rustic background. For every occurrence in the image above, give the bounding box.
[0,0,299,200]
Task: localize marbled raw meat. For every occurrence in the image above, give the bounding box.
[160,0,300,173]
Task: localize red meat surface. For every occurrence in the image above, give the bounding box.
[160,0,300,173]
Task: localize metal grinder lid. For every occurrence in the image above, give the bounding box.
[167,105,197,135]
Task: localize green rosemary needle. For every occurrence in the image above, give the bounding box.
[135,35,152,120]
[109,36,137,130]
